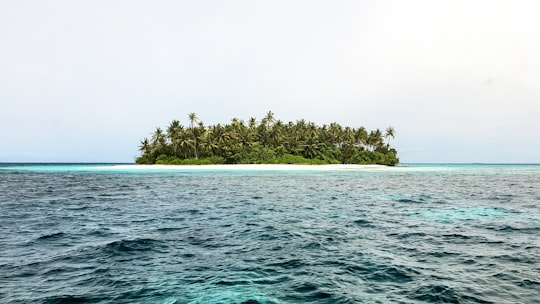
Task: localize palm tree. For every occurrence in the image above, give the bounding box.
[167,120,182,143]
[149,127,168,158]
[151,127,166,147]
[267,126,279,147]
[303,138,321,159]
[137,111,399,165]
[201,129,219,157]
[231,118,242,134]
[248,117,257,130]
[355,127,368,149]
[188,113,199,159]
[367,129,383,151]
[188,113,198,127]
[328,122,342,147]
[139,138,150,154]
[384,126,395,146]
[171,137,182,158]
[179,138,194,159]
[263,111,275,129]
[136,137,153,163]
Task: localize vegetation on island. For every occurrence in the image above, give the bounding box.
[136,111,399,165]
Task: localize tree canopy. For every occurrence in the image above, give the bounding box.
[136,111,399,165]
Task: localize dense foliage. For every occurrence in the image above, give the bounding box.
[136,112,399,165]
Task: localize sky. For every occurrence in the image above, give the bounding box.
[1,0,539,163]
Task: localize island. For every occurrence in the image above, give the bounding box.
[136,111,399,166]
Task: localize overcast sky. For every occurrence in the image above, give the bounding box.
[1,0,539,163]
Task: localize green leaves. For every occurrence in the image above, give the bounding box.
[136,112,399,165]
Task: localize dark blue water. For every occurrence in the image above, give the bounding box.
[1,164,539,303]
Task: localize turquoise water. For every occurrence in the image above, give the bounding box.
[0,164,539,303]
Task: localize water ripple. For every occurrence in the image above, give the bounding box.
[1,164,539,303]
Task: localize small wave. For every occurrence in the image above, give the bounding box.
[23,231,74,248]
[430,251,460,258]
[253,275,291,285]
[41,294,98,304]
[442,233,472,240]
[181,234,220,248]
[215,279,250,286]
[386,193,433,204]
[495,254,534,264]
[410,284,494,303]
[284,281,339,302]
[131,218,156,223]
[369,265,418,283]
[182,209,203,215]
[397,198,422,204]
[411,207,507,223]
[64,205,91,211]
[342,262,419,284]
[256,229,297,241]
[410,284,460,303]
[266,258,307,270]
[293,282,318,292]
[389,231,427,239]
[36,232,66,241]
[156,227,186,232]
[518,278,540,288]
[187,288,280,304]
[488,194,514,201]
[87,229,113,237]
[486,225,540,233]
[102,238,168,255]
[352,218,373,227]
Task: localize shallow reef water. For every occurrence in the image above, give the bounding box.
[0,164,539,303]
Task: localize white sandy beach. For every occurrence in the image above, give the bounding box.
[106,164,396,171]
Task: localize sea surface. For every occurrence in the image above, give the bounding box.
[0,163,539,303]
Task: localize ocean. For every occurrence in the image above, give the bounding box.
[0,164,539,303]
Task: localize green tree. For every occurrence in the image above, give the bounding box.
[139,138,150,154]
[188,113,199,159]
[137,111,399,165]
[384,126,395,146]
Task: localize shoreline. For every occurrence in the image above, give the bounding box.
[106,164,396,171]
